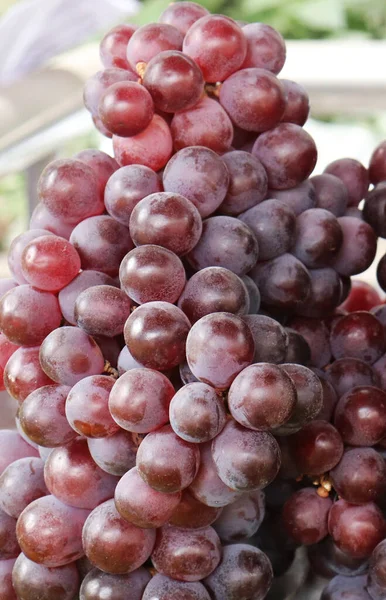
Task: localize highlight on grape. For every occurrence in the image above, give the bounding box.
[0,2,386,599]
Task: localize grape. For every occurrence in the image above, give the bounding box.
[189,442,241,507]
[308,537,369,579]
[310,173,348,216]
[119,245,186,304]
[7,228,53,284]
[12,552,79,600]
[126,23,183,72]
[143,50,204,113]
[80,567,151,600]
[249,253,312,310]
[242,276,261,314]
[171,95,233,154]
[0,508,19,559]
[239,199,296,261]
[287,316,331,368]
[242,315,288,364]
[0,457,47,518]
[4,347,54,403]
[99,23,137,70]
[219,151,268,216]
[58,270,118,326]
[220,68,285,132]
[143,578,211,600]
[295,267,342,318]
[38,159,104,223]
[124,302,191,370]
[228,363,296,431]
[292,208,343,268]
[326,357,379,398]
[186,216,259,275]
[334,385,386,446]
[105,164,162,227]
[178,267,249,323]
[252,123,317,189]
[284,328,311,365]
[328,499,386,558]
[183,15,247,83]
[136,425,200,493]
[0,558,17,600]
[321,575,372,600]
[0,279,17,299]
[82,499,155,574]
[70,215,134,277]
[159,1,210,35]
[16,495,89,566]
[117,345,144,375]
[212,420,281,491]
[213,492,264,542]
[169,490,222,529]
[74,148,119,201]
[129,191,202,256]
[0,334,18,391]
[241,22,286,74]
[368,539,386,597]
[87,430,137,476]
[369,140,386,184]
[331,312,385,364]
[204,543,273,600]
[268,179,316,216]
[275,363,323,435]
[40,327,105,386]
[0,285,61,346]
[337,217,378,276]
[363,183,386,237]
[65,375,117,438]
[169,382,227,443]
[151,524,221,582]
[287,420,343,475]
[186,312,254,389]
[283,488,332,545]
[19,384,74,447]
[330,447,386,505]
[113,114,173,171]
[83,68,137,116]
[324,158,369,207]
[163,146,229,218]
[310,371,338,420]
[378,253,386,292]
[99,81,154,137]
[74,285,131,338]
[109,368,174,433]
[179,360,199,385]
[115,466,181,528]
[280,79,310,126]
[345,280,383,313]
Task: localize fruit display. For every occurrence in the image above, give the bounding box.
[1,2,386,599]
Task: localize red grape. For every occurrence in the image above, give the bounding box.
[296,267,342,318]
[287,316,331,368]
[242,22,286,73]
[159,1,210,35]
[280,78,310,126]
[324,158,369,207]
[0,558,17,600]
[363,182,386,238]
[213,492,265,542]
[284,328,311,365]
[331,311,385,364]
[242,315,288,364]
[242,276,261,314]
[99,23,137,70]
[143,574,211,600]
[8,228,53,284]
[0,334,18,391]
[65,375,117,438]
[0,457,48,518]
[283,488,332,545]
[334,385,386,446]
[336,217,377,276]
[74,148,119,201]
[311,173,348,216]
[321,575,372,600]
[331,447,386,505]
[83,68,137,116]
[169,490,222,529]
[75,285,131,338]
[80,567,150,600]
[87,429,137,476]
[99,81,154,137]
[12,552,79,600]
[219,150,268,216]
[117,345,144,375]
[292,208,343,268]
[268,179,316,216]
[126,23,183,72]
[342,279,382,312]
[326,357,379,397]
[0,508,19,559]
[4,347,54,403]
[369,140,386,185]
[288,420,343,475]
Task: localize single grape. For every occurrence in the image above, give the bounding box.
[252,123,317,189]
[295,267,342,318]
[40,327,105,386]
[212,419,281,491]
[213,491,265,542]
[0,508,19,559]
[288,420,343,475]
[283,487,332,545]
[321,575,372,600]
[113,114,173,171]
[83,68,137,116]
[151,524,221,582]
[12,552,80,600]
[117,345,144,375]
[136,425,200,493]
[292,208,343,268]
[92,114,113,137]
[4,347,54,403]
[178,267,249,324]
[109,368,174,433]
[242,315,288,364]
[144,576,211,600]
[324,158,369,207]
[328,499,386,558]
[169,490,222,529]
[87,430,137,476]
[241,22,286,73]
[287,316,331,368]
[284,328,311,365]
[65,375,117,438]
[326,357,379,397]
[310,173,348,216]
[239,198,296,261]
[163,146,229,218]
[220,68,285,132]
[332,216,377,277]
[124,302,191,370]
[99,81,154,138]
[0,285,61,346]
[345,280,383,313]
[7,228,54,284]
[186,312,255,390]
[115,466,181,528]
[330,311,385,364]
[169,382,227,443]
[183,15,247,82]
[369,140,386,185]
[378,253,386,292]
[159,1,210,35]
[16,495,89,566]
[0,558,17,600]
[280,79,310,126]
[363,182,386,238]
[334,385,386,446]
[99,23,137,70]
[0,457,47,518]
[82,499,155,574]
[74,285,131,338]
[219,150,268,216]
[204,543,273,600]
[80,567,151,600]
[330,447,386,505]
[126,23,183,72]
[268,179,316,216]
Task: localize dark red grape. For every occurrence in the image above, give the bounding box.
[268,179,316,215]
[287,316,331,368]
[284,328,311,365]
[126,23,183,72]
[308,537,369,579]
[87,429,137,476]
[287,420,343,475]
[80,567,151,600]
[283,487,332,545]
[296,267,342,318]
[0,457,47,518]
[213,491,265,542]
[12,552,80,600]
[99,81,154,137]
[334,385,386,446]
[344,280,383,313]
[326,357,379,397]
[169,490,222,529]
[83,68,137,116]
[74,285,131,338]
[332,216,377,277]
[324,158,369,207]
[311,173,348,216]
[330,311,385,364]
[369,140,386,185]
[159,1,210,35]
[363,182,386,237]
[219,151,267,216]
[4,346,54,403]
[314,373,339,421]
[241,21,285,73]
[368,539,386,595]
[330,447,386,505]
[292,208,343,268]
[142,574,211,600]
[378,253,386,292]
[99,23,137,70]
[280,78,310,126]
[321,575,372,600]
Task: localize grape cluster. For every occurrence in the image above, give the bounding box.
[0,2,386,599]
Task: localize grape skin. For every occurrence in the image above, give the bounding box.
[12,553,80,600]
[80,567,151,600]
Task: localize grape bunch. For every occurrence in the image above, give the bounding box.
[0,2,386,599]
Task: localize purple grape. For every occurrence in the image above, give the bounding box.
[311,173,348,216]
[283,487,332,545]
[219,151,268,216]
